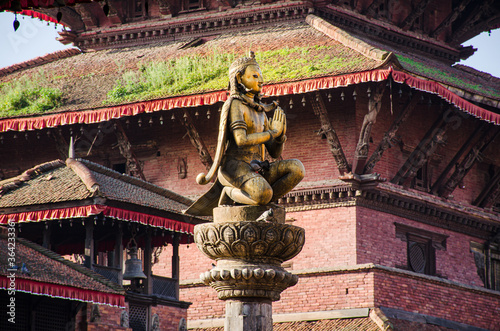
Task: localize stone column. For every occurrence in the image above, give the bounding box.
[194,205,305,331]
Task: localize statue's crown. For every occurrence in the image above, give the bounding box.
[229,51,258,77]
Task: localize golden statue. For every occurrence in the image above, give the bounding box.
[185,52,305,216]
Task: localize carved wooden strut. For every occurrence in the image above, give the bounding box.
[353,84,385,174]
[364,92,420,174]
[439,127,500,198]
[311,91,350,174]
[114,121,146,180]
[179,110,213,172]
[391,110,450,186]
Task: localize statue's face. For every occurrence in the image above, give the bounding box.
[239,64,263,94]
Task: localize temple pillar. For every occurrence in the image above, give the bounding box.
[42,223,51,249]
[194,205,304,331]
[172,232,180,299]
[144,228,153,295]
[114,224,123,285]
[84,218,95,269]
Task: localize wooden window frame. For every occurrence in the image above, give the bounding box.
[471,241,500,291]
[395,223,448,276]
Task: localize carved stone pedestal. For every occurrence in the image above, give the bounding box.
[194,205,305,331]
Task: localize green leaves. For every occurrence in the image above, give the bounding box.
[0,76,62,117]
[106,51,236,104]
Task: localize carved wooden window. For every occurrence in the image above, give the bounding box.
[407,235,434,275]
[412,162,429,192]
[471,241,500,291]
[182,0,203,11]
[493,253,500,291]
[128,0,147,19]
[395,223,447,276]
[129,303,149,331]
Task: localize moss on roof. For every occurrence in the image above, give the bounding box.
[396,54,500,100]
[0,22,380,118]
[106,44,370,104]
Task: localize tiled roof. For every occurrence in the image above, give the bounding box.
[0,233,123,295]
[0,160,92,208]
[353,34,500,103]
[0,158,192,213]
[80,158,192,212]
[190,318,381,331]
[388,318,456,331]
[0,21,382,118]
[396,54,500,102]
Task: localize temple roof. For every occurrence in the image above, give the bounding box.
[0,16,499,129]
[0,232,125,307]
[0,158,191,211]
[0,158,201,234]
[0,21,382,115]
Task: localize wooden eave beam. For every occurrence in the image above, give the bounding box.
[399,0,433,31]
[449,0,493,44]
[364,92,420,174]
[353,83,385,174]
[362,0,385,17]
[474,169,500,208]
[114,121,147,181]
[311,91,350,174]
[429,0,473,38]
[391,111,448,186]
[430,122,485,195]
[438,127,500,198]
[179,111,213,172]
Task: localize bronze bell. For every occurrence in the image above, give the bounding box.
[123,247,147,280]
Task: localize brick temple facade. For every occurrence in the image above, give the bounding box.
[1,0,500,330]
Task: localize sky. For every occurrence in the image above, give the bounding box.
[0,11,499,77]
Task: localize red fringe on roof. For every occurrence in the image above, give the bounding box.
[0,205,195,234]
[20,10,61,25]
[0,277,125,307]
[0,68,498,132]
[103,206,195,234]
[392,69,500,125]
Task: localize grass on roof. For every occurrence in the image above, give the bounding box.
[0,70,62,117]
[105,45,360,104]
[396,55,500,99]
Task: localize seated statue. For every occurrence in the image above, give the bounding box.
[185,52,305,216]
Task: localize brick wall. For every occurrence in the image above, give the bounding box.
[76,302,131,331]
[181,283,225,320]
[373,268,500,330]
[356,206,485,286]
[182,266,500,330]
[150,304,188,331]
[287,207,357,270]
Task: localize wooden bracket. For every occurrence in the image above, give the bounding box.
[399,0,433,30]
[362,0,385,17]
[430,0,473,38]
[474,169,500,208]
[439,127,500,198]
[364,92,420,174]
[114,121,146,181]
[449,0,493,44]
[430,122,485,195]
[311,91,350,174]
[352,83,385,174]
[179,110,213,172]
[391,110,448,186]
